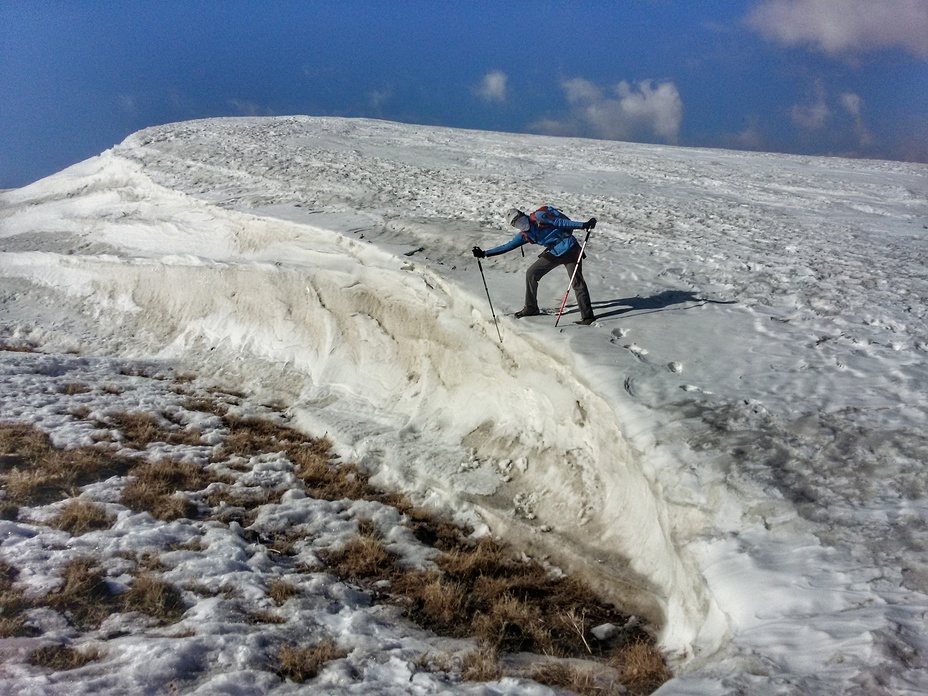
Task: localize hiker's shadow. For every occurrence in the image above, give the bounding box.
[585,290,736,320]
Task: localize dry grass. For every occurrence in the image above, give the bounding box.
[0,422,49,466]
[122,574,186,623]
[220,414,301,458]
[59,382,92,395]
[0,558,37,638]
[393,537,625,658]
[47,498,114,535]
[0,382,671,692]
[288,443,374,502]
[0,422,135,507]
[205,484,283,514]
[248,609,286,625]
[385,495,468,551]
[316,518,664,685]
[611,640,673,694]
[0,499,18,521]
[69,405,92,420]
[27,643,105,671]
[10,556,185,635]
[472,594,552,655]
[0,342,37,353]
[183,397,229,417]
[274,638,347,683]
[318,522,398,583]
[41,558,117,630]
[103,411,203,449]
[121,458,227,521]
[216,415,377,503]
[530,662,606,694]
[267,578,300,605]
[460,647,504,682]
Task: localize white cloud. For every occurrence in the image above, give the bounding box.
[117,94,137,113]
[840,92,874,146]
[747,0,928,59]
[788,83,876,150]
[228,99,270,117]
[728,116,766,150]
[476,70,508,102]
[369,88,392,111]
[840,92,863,119]
[790,81,832,130]
[535,78,683,143]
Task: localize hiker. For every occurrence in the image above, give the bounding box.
[472,207,597,324]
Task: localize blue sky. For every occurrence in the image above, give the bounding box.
[2,0,927,188]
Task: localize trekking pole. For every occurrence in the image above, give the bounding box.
[476,257,503,343]
[554,227,593,327]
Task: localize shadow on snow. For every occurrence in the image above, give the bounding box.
[563,290,736,320]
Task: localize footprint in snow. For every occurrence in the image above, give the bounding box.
[624,344,648,360]
[667,361,683,374]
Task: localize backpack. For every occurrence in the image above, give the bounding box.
[529,206,569,229]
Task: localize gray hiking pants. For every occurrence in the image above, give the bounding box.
[525,246,594,321]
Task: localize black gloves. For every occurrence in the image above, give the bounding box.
[472,246,486,258]
[582,217,597,230]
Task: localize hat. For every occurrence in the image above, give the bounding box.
[506,208,525,226]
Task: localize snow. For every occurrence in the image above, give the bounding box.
[1,115,927,693]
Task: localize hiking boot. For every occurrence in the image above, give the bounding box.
[575,316,596,326]
[515,307,540,318]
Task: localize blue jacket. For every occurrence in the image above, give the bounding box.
[485,207,584,258]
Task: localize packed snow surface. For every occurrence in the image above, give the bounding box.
[1,116,927,693]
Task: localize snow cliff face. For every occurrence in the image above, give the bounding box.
[2,116,928,692]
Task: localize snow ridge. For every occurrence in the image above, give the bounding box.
[3,116,928,693]
[0,134,714,656]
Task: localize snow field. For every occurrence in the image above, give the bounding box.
[0,149,709,653]
[2,116,927,692]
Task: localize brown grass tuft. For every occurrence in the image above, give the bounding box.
[121,458,224,521]
[48,498,114,535]
[386,496,468,551]
[319,522,398,583]
[612,640,672,694]
[59,382,92,395]
[214,415,375,503]
[292,451,373,501]
[472,594,551,654]
[27,643,105,671]
[530,662,605,694]
[183,397,228,417]
[391,536,637,661]
[104,411,203,449]
[122,574,186,623]
[42,558,117,630]
[248,609,286,624]
[220,414,300,457]
[274,638,347,683]
[0,422,135,507]
[0,558,37,638]
[459,647,503,682]
[205,484,283,513]
[267,578,300,605]
[0,499,18,521]
[0,422,56,471]
[0,342,37,353]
